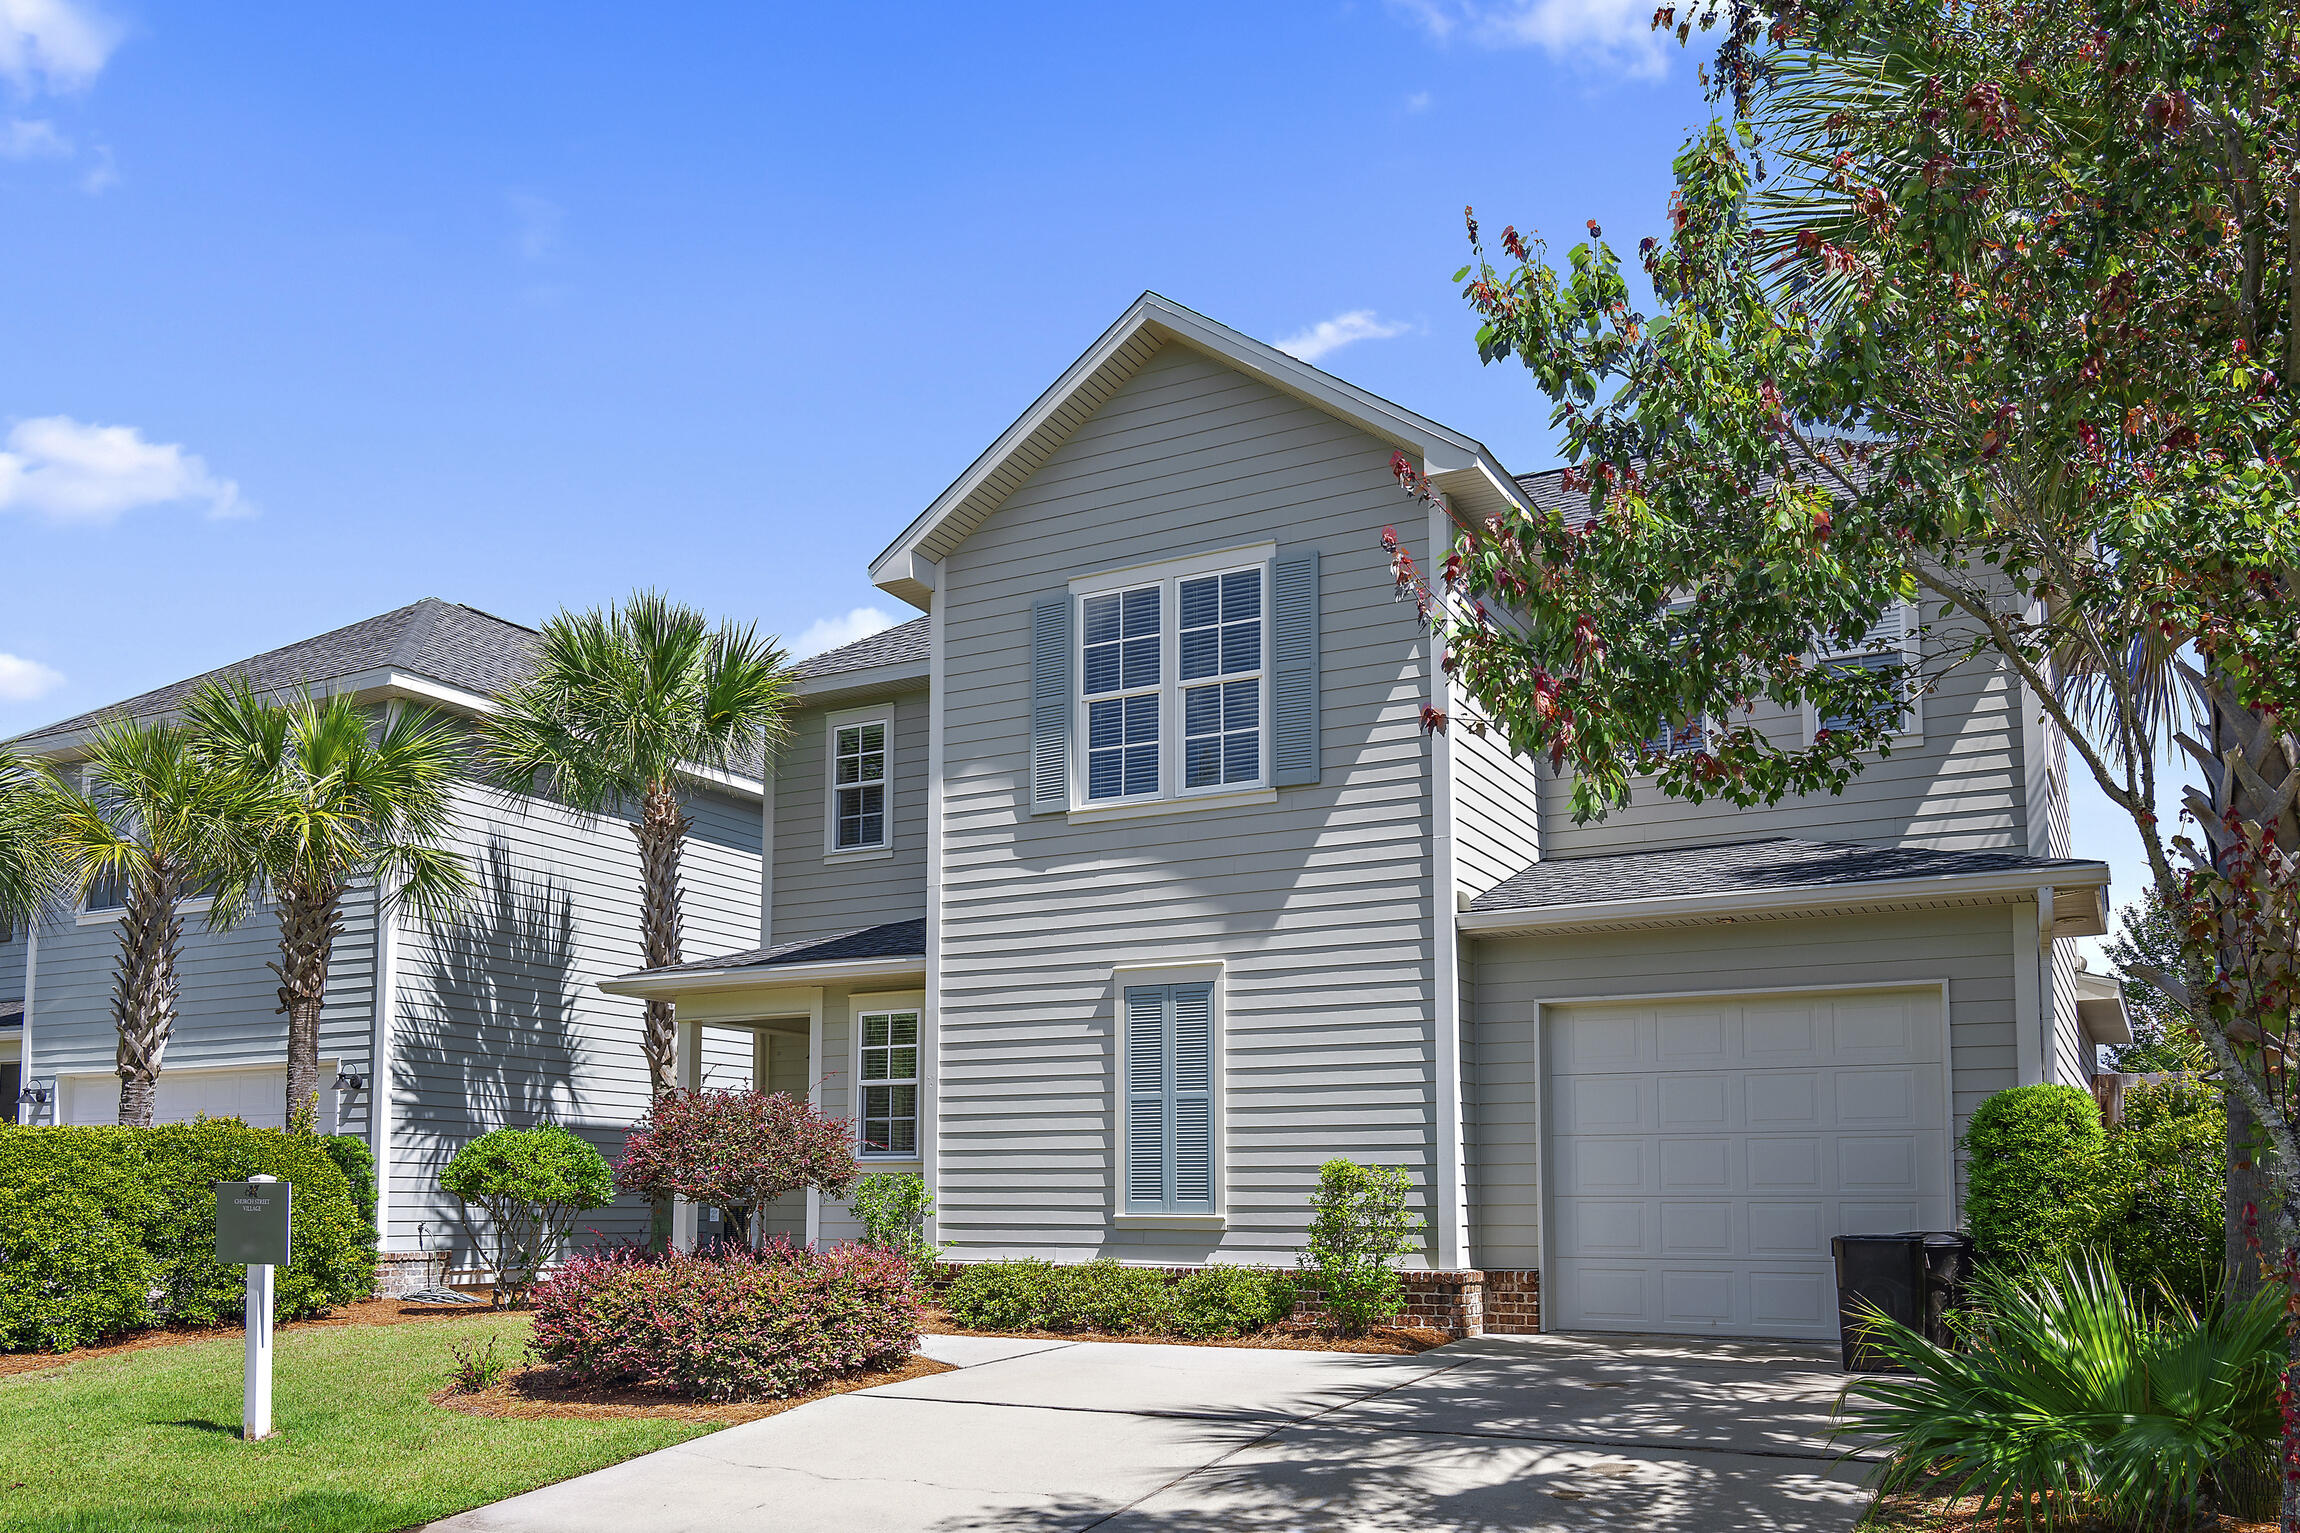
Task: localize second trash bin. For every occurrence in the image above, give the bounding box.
[1833,1231,1974,1372]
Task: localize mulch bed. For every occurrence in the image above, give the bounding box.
[0,1297,500,1378]
[1868,1494,2272,1533]
[917,1306,1448,1355]
[431,1353,956,1425]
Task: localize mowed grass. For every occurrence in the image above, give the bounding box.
[0,1314,709,1533]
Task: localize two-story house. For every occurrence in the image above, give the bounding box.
[608,292,2127,1341]
[4,598,770,1285]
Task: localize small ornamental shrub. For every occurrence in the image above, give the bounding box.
[440,1124,615,1310]
[528,1240,919,1401]
[0,1120,371,1350]
[2100,1078,2225,1309]
[447,1333,510,1393]
[1048,1261,1177,1334]
[0,1188,157,1352]
[619,1089,859,1251]
[321,1132,381,1260]
[1175,1267,1296,1339]
[1300,1160,1420,1335]
[847,1171,942,1275]
[1960,1085,2112,1273]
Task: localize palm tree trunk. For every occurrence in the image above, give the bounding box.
[634,781,690,1097]
[113,871,183,1128]
[275,879,344,1130]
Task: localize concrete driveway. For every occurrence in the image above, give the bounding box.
[428,1331,1877,1532]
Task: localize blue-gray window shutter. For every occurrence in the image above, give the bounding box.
[1271,549,1321,786]
[1123,981,1217,1214]
[1030,594,1071,812]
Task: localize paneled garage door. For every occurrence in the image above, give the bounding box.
[1543,988,1950,1339]
[61,1063,338,1132]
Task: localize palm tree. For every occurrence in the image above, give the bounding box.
[52,719,270,1127]
[479,591,792,1096]
[188,681,473,1129]
[0,747,67,937]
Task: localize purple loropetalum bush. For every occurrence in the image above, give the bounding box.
[616,1089,858,1251]
[527,1239,919,1401]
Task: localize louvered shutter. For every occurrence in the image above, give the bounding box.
[1030,595,1072,813]
[1270,549,1321,786]
[1124,986,1169,1208]
[1169,982,1215,1210]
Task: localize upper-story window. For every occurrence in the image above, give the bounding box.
[827,714,891,853]
[1643,600,1718,760]
[1811,602,1920,740]
[1076,555,1267,806]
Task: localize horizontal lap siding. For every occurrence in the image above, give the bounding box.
[1466,905,2019,1269]
[388,782,760,1254]
[771,690,930,945]
[938,342,1437,1265]
[1453,723,1542,898]
[1539,616,2033,857]
[29,883,379,1138]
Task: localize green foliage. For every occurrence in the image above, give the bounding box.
[0,746,67,934]
[2099,1079,2226,1310]
[1843,1256,2281,1527]
[320,1133,380,1260]
[440,1125,615,1309]
[845,1171,942,1274]
[1960,1085,2110,1272]
[1046,1261,1176,1335]
[1299,1160,1420,1336]
[1173,1267,1297,1339]
[2101,888,2215,1075]
[942,1259,1058,1331]
[446,1333,509,1393]
[0,1121,373,1351]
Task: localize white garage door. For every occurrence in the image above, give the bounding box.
[1544,988,1950,1340]
[62,1063,337,1132]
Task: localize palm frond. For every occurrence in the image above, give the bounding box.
[0,747,69,927]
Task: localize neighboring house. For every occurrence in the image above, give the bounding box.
[5,598,770,1284]
[607,292,2129,1341]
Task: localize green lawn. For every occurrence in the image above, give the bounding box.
[0,1315,710,1533]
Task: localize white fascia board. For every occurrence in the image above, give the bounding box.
[599,954,927,998]
[865,291,1523,596]
[1457,861,2115,936]
[790,659,932,702]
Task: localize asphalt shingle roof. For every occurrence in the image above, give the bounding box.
[1470,837,2104,914]
[634,918,925,978]
[790,617,930,681]
[14,598,540,748]
[0,999,22,1027]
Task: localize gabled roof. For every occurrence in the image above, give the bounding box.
[598,918,926,997]
[14,598,539,752]
[866,291,1532,610]
[790,617,929,682]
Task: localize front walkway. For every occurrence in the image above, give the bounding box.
[428,1330,1876,1532]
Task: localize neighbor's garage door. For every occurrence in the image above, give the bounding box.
[62,1063,336,1132]
[1544,988,1950,1340]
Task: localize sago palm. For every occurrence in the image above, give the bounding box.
[479,591,791,1095]
[188,681,472,1128]
[51,719,270,1126]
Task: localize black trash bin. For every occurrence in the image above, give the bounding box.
[1917,1231,1976,1348]
[1834,1231,1976,1371]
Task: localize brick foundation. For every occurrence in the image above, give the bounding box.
[375,1250,452,1297]
[1481,1269,1542,1335]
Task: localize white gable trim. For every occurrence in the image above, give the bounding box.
[865,292,1530,610]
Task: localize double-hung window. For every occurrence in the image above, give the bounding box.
[1076,555,1267,806]
[829,716,890,852]
[1122,981,1216,1213]
[857,1009,919,1156]
[1643,599,1719,759]
[1811,602,1920,740]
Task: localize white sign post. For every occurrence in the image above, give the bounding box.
[215,1174,291,1442]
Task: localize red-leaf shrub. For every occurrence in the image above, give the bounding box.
[617,1089,858,1249]
[527,1239,918,1400]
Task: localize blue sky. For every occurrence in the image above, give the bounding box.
[0,0,2157,939]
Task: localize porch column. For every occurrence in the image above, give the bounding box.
[670,1018,702,1252]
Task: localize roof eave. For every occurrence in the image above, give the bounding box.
[791,658,932,702]
[599,952,927,998]
[1458,861,2115,936]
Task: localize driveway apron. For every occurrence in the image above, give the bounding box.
[425,1331,1875,1532]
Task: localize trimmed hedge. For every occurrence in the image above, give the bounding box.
[942,1259,1295,1339]
[0,1122,375,1352]
[529,1240,919,1401]
[1962,1084,2110,1270]
[321,1133,380,1259]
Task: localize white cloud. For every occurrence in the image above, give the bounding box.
[1391,0,1672,79]
[793,606,897,660]
[0,415,246,524]
[1275,310,1413,364]
[1404,91,1433,113]
[78,140,112,192]
[0,117,68,157]
[0,0,121,94]
[0,652,63,703]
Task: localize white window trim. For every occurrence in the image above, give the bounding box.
[1069,543,1276,814]
[1803,599,1925,746]
[851,989,924,1163]
[823,707,893,858]
[1109,960,1226,1226]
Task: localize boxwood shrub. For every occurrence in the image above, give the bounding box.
[943,1259,1293,1339]
[1961,1084,2111,1271]
[529,1240,919,1400]
[0,1121,375,1351]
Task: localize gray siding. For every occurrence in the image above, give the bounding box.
[1466,905,2022,1270]
[387,779,761,1255]
[1452,721,1541,897]
[0,926,25,1002]
[30,882,379,1138]
[769,689,930,946]
[1535,614,2036,863]
[935,341,1441,1265]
